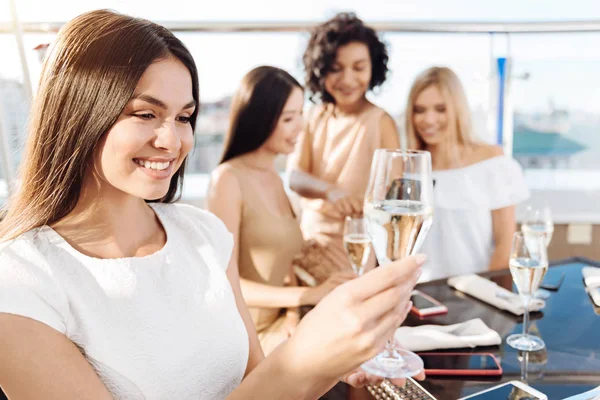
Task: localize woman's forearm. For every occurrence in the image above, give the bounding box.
[240,278,316,308]
[288,169,334,200]
[488,244,511,271]
[228,342,336,400]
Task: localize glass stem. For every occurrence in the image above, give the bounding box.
[522,295,531,338]
[385,337,397,357]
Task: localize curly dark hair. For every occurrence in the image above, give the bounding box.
[303,12,389,104]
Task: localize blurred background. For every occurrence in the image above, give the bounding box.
[1,0,600,258]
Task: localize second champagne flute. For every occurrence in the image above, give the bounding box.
[362,149,434,378]
[507,231,548,352]
[521,205,554,300]
[343,216,371,276]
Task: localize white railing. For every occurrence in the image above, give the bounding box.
[3,20,600,34]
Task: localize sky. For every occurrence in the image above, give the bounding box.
[2,0,600,22]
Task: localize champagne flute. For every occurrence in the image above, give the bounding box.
[521,205,553,300]
[343,216,371,276]
[521,205,554,246]
[507,232,548,352]
[362,149,434,378]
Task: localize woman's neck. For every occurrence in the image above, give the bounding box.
[52,177,164,258]
[332,97,369,117]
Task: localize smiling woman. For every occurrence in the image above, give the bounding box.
[0,9,425,400]
[405,66,529,282]
[207,66,356,356]
[287,12,400,274]
[100,59,196,200]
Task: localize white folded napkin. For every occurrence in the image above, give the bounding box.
[394,318,501,352]
[582,267,600,307]
[447,274,545,315]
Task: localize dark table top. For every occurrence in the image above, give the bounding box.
[398,257,600,400]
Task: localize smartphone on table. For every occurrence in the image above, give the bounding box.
[459,380,547,400]
[410,290,448,317]
[418,352,502,376]
[539,271,565,291]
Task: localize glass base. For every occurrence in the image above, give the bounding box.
[360,348,424,378]
[507,334,546,351]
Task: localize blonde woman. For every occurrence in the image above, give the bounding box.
[405,66,529,281]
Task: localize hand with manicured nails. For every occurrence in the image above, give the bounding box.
[286,255,426,388]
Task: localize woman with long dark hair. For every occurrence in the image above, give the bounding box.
[0,10,423,399]
[207,66,355,355]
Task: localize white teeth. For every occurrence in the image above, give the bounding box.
[136,159,170,171]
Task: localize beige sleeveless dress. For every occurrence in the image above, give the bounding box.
[227,166,304,355]
[289,103,386,271]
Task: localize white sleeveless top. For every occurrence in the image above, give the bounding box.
[419,156,529,282]
[0,203,249,399]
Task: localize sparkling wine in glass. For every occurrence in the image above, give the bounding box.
[521,205,553,300]
[362,149,434,378]
[343,217,371,276]
[507,232,548,352]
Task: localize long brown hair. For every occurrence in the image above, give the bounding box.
[405,66,476,150]
[220,66,302,163]
[0,10,199,241]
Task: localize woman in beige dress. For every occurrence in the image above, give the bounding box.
[287,13,401,272]
[207,66,355,355]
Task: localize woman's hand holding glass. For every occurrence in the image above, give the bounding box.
[361,149,434,378]
[306,270,358,304]
[284,255,424,388]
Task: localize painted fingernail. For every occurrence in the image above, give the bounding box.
[415,254,427,265]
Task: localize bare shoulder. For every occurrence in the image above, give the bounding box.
[379,111,400,148]
[469,144,504,164]
[306,103,329,130]
[210,162,240,187]
[379,111,397,129]
[208,162,242,200]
